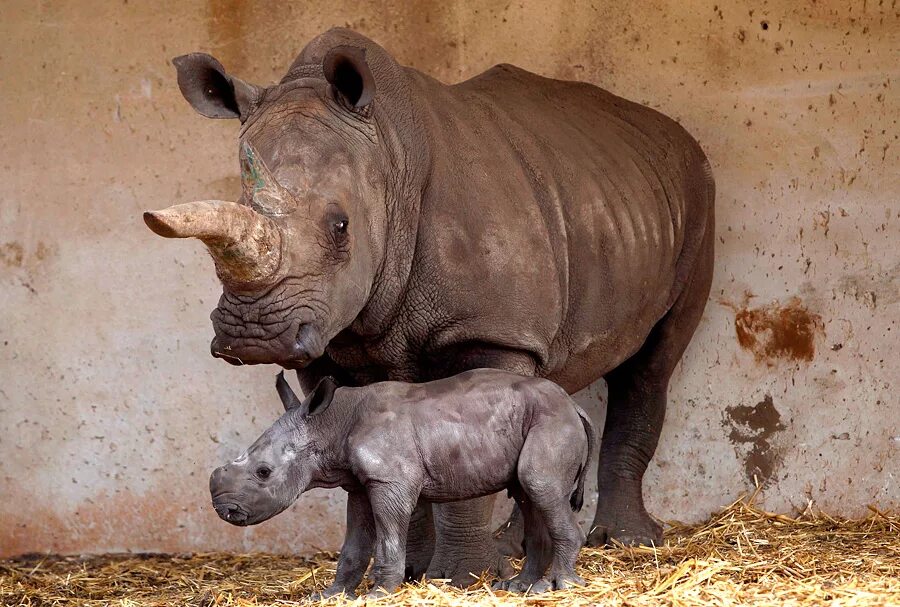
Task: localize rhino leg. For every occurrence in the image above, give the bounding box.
[426,497,513,586]
[313,490,374,598]
[492,496,551,591]
[403,499,435,580]
[493,500,526,558]
[367,482,420,595]
[588,224,713,547]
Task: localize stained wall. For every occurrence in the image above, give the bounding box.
[1,0,897,556]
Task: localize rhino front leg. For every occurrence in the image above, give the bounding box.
[404,499,435,580]
[366,483,419,596]
[312,490,374,599]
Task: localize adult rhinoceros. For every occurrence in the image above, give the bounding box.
[145,28,714,585]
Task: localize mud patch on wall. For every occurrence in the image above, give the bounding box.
[721,296,824,364]
[0,241,57,269]
[0,242,25,267]
[724,395,786,484]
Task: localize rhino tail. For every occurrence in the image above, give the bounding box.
[570,403,597,512]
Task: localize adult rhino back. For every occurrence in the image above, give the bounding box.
[406,63,714,391]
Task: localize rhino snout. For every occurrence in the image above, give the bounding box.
[210,466,251,525]
[209,464,230,490]
[213,502,249,525]
[210,322,324,368]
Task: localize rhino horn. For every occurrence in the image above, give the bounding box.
[143,200,282,286]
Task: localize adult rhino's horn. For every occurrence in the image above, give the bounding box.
[143,200,282,286]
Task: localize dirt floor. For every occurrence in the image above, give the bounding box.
[2,499,898,606]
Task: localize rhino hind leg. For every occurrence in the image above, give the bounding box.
[513,433,586,593]
[588,220,714,548]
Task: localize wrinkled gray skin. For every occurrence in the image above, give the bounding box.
[148,28,715,584]
[211,369,597,597]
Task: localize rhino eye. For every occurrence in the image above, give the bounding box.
[333,219,348,234]
[256,466,272,480]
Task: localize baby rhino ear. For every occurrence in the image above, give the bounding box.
[304,376,338,416]
[276,371,303,412]
[276,372,338,416]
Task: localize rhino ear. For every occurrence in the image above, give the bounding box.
[276,371,303,412]
[323,46,375,110]
[172,53,260,122]
[303,376,339,416]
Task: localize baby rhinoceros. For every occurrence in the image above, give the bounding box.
[210,368,596,597]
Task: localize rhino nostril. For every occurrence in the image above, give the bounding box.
[294,323,325,361]
[227,507,247,523]
[214,502,247,523]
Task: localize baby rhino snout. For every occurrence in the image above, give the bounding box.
[210,465,249,525]
[209,465,230,490]
[213,502,248,524]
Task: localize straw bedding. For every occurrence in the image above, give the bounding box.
[2,498,898,606]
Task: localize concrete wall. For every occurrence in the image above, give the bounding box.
[1,0,897,557]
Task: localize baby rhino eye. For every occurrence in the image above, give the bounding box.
[256,466,272,480]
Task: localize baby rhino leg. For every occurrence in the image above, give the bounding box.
[492,495,552,592]
[516,425,587,592]
[311,490,374,599]
[365,483,420,597]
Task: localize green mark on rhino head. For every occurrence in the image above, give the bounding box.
[241,142,266,193]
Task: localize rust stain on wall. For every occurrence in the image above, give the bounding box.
[724,395,786,484]
[722,296,824,364]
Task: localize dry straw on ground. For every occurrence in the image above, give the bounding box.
[2,498,898,606]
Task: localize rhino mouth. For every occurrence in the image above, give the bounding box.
[211,322,325,368]
[212,500,250,525]
[209,280,328,368]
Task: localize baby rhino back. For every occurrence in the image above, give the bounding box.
[350,369,580,503]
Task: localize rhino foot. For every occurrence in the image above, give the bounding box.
[493,571,584,594]
[587,476,663,547]
[527,571,586,593]
[587,497,663,546]
[360,587,394,600]
[492,573,539,593]
[307,585,352,601]
[586,509,663,547]
[426,549,513,588]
